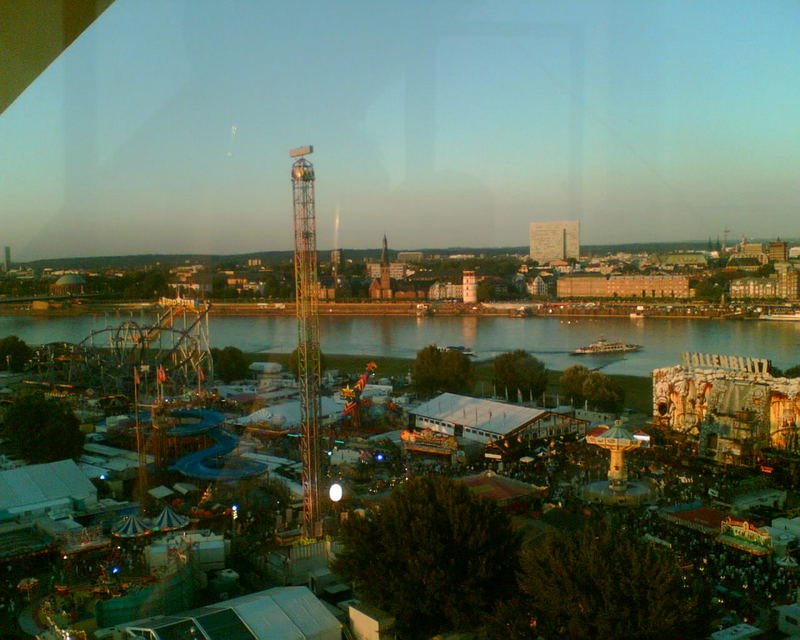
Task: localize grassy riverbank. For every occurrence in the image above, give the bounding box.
[243,352,653,415]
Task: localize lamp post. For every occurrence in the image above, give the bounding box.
[329,483,343,534]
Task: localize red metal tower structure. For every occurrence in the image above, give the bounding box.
[342,362,378,429]
[291,145,322,536]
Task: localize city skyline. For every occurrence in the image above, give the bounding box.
[1,0,798,261]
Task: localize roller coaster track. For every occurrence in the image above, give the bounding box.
[35,298,214,394]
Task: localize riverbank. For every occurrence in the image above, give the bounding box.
[246,352,654,416]
[7,306,797,379]
[0,299,773,320]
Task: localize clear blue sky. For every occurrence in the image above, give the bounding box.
[1,0,798,260]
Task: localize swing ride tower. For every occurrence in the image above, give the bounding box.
[291,145,322,536]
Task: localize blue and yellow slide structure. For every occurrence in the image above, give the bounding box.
[167,409,266,481]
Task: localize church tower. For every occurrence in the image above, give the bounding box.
[380,234,391,295]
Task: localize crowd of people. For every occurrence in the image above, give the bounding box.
[327,429,800,629]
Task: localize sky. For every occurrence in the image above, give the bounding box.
[1,0,799,261]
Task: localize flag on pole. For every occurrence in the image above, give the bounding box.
[157,365,167,384]
[133,366,140,386]
[197,366,205,382]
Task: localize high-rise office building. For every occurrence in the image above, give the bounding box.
[3,246,9,272]
[529,221,579,264]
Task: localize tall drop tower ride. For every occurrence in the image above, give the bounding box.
[290,145,322,535]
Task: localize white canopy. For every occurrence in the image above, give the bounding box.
[0,459,96,514]
[238,397,342,429]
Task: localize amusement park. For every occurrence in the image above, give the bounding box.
[3,147,800,639]
[0,147,422,639]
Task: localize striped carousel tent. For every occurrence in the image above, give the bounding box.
[112,515,151,538]
[152,506,189,532]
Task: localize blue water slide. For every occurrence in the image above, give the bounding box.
[167,409,267,481]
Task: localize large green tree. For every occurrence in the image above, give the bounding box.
[411,344,474,397]
[493,350,547,402]
[559,364,590,406]
[211,346,250,383]
[1,391,84,463]
[0,335,33,372]
[558,366,625,412]
[504,526,707,640]
[582,371,625,412]
[692,278,724,302]
[332,476,521,639]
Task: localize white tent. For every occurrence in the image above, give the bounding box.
[238,397,343,429]
[229,587,341,640]
[147,485,174,500]
[0,459,97,517]
[249,362,282,374]
[113,586,340,640]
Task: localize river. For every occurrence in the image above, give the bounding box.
[3,312,799,377]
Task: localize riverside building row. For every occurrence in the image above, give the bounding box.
[557,274,692,299]
[729,269,800,300]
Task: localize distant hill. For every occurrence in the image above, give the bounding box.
[581,241,710,255]
[18,239,799,271]
[22,248,526,270]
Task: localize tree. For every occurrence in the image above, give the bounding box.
[756,263,776,278]
[784,365,800,378]
[411,344,474,397]
[212,346,250,383]
[332,476,521,639]
[582,371,625,412]
[559,364,590,406]
[287,347,327,381]
[119,268,171,300]
[0,335,33,372]
[477,281,494,302]
[692,278,723,302]
[619,262,641,274]
[512,526,707,640]
[1,391,84,463]
[493,350,548,402]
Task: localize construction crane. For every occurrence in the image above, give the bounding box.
[291,145,322,536]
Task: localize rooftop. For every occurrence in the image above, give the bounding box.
[119,586,340,640]
[412,393,548,436]
[53,273,86,286]
[0,459,96,513]
[459,471,544,504]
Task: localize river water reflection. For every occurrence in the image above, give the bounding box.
[2,313,799,377]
